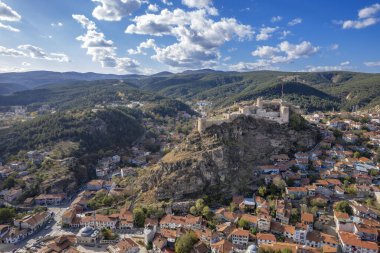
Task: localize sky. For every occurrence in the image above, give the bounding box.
[0,0,380,74]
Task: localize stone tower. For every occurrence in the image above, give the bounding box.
[256,97,263,108]
[197,118,207,133]
[280,105,290,123]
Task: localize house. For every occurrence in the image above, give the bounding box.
[107,238,139,253]
[285,187,307,199]
[160,214,202,230]
[38,235,77,253]
[210,239,233,253]
[257,213,271,232]
[153,235,167,253]
[4,187,22,203]
[305,231,339,248]
[334,211,353,232]
[80,214,117,229]
[119,208,134,229]
[14,211,52,232]
[275,199,291,224]
[283,225,295,240]
[301,212,314,231]
[3,227,28,244]
[294,223,308,244]
[240,214,257,228]
[86,180,104,191]
[353,224,378,242]
[61,208,78,227]
[229,228,249,245]
[338,231,378,253]
[257,233,276,246]
[35,193,66,205]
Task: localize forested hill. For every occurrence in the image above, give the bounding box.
[138,71,380,112]
[0,107,145,159]
[1,70,380,112]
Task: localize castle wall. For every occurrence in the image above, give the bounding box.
[197,99,291,133]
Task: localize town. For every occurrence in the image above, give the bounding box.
[0,102,380,253]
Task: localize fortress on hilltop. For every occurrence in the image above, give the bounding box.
[197,98,301,133]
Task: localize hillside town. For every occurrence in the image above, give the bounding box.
[0,107,379,253]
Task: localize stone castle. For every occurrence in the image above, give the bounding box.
[197,98,299,133]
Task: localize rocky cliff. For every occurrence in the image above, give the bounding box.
[136,115,319,203]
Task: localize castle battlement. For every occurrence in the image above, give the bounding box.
[197,98,293,134]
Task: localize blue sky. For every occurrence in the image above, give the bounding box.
[0,0,380,74]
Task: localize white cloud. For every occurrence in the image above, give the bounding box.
[359,3,380,19]
[252,45,280,58]
[73,14,140,73]
[0,1,21,32]
[279,30,291,39]
[256,26,278,41]
[0,21,19,32]
[364,61,380,67]
[0,1,21,22]
[0,44,69,62]
[128,38,156,55]
[305,64,353,72]
[148,4,159,12]
[249,41,319,69]
[229,60,277,71]
[51,22,63,27]
[91,0,142,21]
[340,3,380,29]
[22,62,31,66]
[330,43,339,50]
[0,66,26,73]
[161,0,173,6]
[182,0,212,9]
[288,18,302,26]
[271,16,282,22]
[125,8,253,68]
[340,61,350,66]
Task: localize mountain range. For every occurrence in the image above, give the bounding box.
[1,70,380,112]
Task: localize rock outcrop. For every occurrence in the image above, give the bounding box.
[137,115,319,203]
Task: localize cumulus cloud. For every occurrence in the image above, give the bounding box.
[340,61,350,66]
[0,22,19,32]
[229,60,277,71]
[247,40,319,70]
[0,44,69,62]
[330,43,339,50]
[125,8,253,68]
[128,38,156,55]
[147,4,159,12]
[364,61,380,67]
[271,16,282,22]
[256,26,278,41]
[181,0,217,15]
[288,18,302,26]
[91,0,142,21]
[340,3,380,29]
[161,0,173,6]
[0,1,21,32]
[182,0,212,9]
[73,14,140,73]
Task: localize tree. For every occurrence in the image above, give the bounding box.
[133,207,146,227]
[273,177,287,190]
[201,206,212,220]
[258,186,267,197]
[249,226,258,235]
[0,207,16,224]
[334,201,353,215]
[238,219,250,230]
[175,231,198,253]
[353,151,361,158]
[229,202,237,212]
